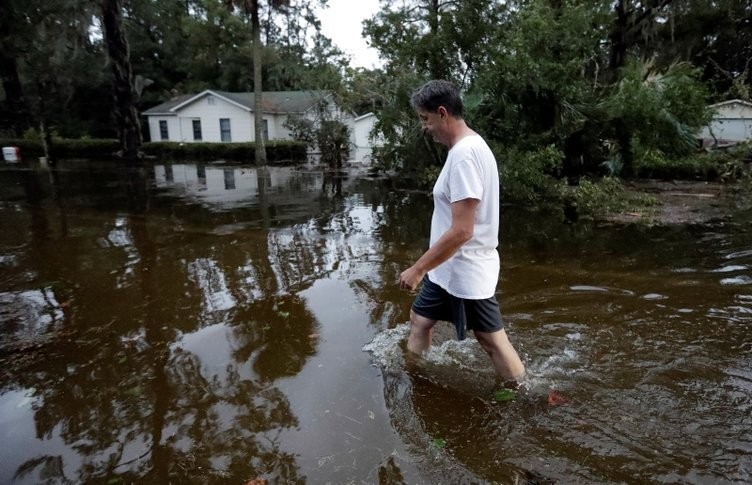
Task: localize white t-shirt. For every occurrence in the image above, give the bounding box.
[427,134,500,299]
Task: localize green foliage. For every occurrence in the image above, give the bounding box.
[608,59,711,158]
[715,142,752,181]
[316,120,350,169]
[652,1,752,100]
[493,389,517,402]
[416,165,442,188]
[631,140,752,182]
[498,144,565,205]
[472,0,611,144]
[2,0,106,138]
[429,438,447,450]
[128,0,253,97]
[571,177,659,220]
[0,138,120,159]
[284,115,317,145]
[52,139,123,159]
[633,147,717,180]
[126,0,346,99]
[22,128,46,141]
[354,66,436,179]
[0,139,44,158]
[283,101,352,170]
[0,138,307,162]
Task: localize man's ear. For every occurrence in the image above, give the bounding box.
[437,106,448,119]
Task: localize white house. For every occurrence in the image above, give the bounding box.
[143,89,352,143]
[697,99,752,146]
[143,89,381,163]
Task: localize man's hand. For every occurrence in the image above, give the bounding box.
[398,265,424,292]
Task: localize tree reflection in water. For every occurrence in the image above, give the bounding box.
[2,163,338,483]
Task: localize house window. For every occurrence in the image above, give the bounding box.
[262,119,269,141]
[159,120,169,140]
[192,119,202,141]
[220,118,231,142]
[207,95,215,105]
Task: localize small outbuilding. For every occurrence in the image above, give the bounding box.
[697,99,752,147]
[349,112,384,164]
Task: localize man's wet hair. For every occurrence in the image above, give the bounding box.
[410,79,464,118]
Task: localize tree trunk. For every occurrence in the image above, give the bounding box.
[610,0,633,178]
[101,0,142,162]
[615,118,634,178]
[251,1,267,165]
[39,119,52,162]
[0,53,31,137]
[609,0,629,75]
[427,0,446,80]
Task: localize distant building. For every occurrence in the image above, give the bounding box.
[697,99,752,147]
[142,89,379,164]
[143,90,342,144]
[350,112,384,164]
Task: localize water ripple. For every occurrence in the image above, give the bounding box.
[721,275,752,285]
[724,249,752,259]
[712,264,749,273]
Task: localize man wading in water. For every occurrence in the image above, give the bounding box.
[398,79,526,386]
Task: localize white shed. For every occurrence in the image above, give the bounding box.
[348,112,384,164]
[697,99,752,146]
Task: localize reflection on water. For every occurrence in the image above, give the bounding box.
[1,160,751,483]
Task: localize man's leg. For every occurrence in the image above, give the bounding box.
[407,309,437,354]
[474,329,525,382]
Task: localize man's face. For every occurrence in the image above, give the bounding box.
[417,107,447,145]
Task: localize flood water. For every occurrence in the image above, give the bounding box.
[1,160,751,484]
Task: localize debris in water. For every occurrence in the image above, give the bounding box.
[430,438,446,450]
[547,390,568,406]
[493,389,517,402]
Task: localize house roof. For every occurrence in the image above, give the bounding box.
[142,89,333,116]
[353,112,375,122]
[141,94,195,115]
[709,99,752,109]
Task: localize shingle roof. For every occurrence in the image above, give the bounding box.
[141,94,195,115]
[142,90,332,115]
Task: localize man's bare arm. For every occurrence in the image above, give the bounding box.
[398,197,478,290]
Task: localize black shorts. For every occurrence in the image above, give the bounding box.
[411,276,503,340]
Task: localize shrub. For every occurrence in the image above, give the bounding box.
[497,144,565,205]
[572,177,659,220]
[142,140,307,163]
[0,138,46,159]
[633,141,752,181]
[316,120,350,169]
[0,138,307,163]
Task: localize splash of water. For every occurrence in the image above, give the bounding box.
[361,323,410,371]
[363,322,585,393]
[363,323,485,373]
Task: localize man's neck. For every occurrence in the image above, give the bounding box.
[446,119,476,148]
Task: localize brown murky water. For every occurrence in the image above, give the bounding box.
[1,160,751,484]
